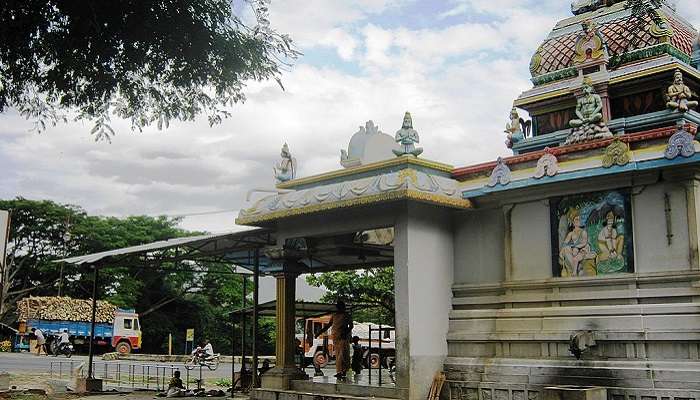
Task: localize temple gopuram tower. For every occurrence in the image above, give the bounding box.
[448,1,700,400]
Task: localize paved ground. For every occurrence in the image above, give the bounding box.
[0,353,236,379]
[0,353,392,398]
[0,353,345,380]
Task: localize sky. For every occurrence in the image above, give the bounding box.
[1,0,699,234]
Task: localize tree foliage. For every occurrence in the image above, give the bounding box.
[627,0,666,22]
[306,268,395,325]
[0,0,299,141]
[0,198,274,354]
[625,0,666,50]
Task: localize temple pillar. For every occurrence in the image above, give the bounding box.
[261,271,307,389]
[597,84,612,122]
[394,203,454,400]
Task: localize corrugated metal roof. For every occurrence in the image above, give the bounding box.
[231,300,366,318]
[56,228,272,267]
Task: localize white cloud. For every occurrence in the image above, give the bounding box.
[1,0,698,234]
[269,0,405,61]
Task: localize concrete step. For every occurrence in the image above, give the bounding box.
[444,360,700,390]
[253,387,401,400]
[290,379,402,399]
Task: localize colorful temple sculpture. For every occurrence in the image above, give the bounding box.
[274,143,297,183]
[238,2,700,400]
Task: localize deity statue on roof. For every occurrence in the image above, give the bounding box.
[273,143,297,183]
[666,70,698,113]
[504,107,531,149]
[393,112,423,157]
[566,79,612,144]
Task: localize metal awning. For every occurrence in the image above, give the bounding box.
[231,300,364,318]
[55,228,393,274]
[56,228,275,271]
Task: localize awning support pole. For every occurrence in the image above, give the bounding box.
[87,264,99,379]
[241,276,247,376]
[252,249,260,388]
[231,297,236,397]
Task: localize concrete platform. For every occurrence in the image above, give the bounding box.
[252,374,406,400]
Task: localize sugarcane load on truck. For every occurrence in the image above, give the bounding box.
[16,296,142,354]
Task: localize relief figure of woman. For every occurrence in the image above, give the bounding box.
[559,208,597,277]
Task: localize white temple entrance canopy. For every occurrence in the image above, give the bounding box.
[237,155,472,400]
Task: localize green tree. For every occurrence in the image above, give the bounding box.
[625,0,667,50]
[306,268,395,325]
[0,0,299,141]
[0,198,84,319]
[0,197,272,354]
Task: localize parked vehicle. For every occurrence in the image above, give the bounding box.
[295,317,395,369]
[184,351,220,371]
[15,297,141,354]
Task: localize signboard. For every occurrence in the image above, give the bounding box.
[186,328,194,342]
[0,210,9,274]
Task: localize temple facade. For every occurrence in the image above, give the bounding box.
[238,2,700,400]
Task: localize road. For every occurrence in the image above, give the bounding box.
[0,352,237,379]
[0,353,335,380]
[0,353,391,390]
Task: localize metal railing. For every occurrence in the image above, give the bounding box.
[49,360,202,391]
[366,324,396,386]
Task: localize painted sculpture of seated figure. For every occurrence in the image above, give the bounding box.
[504,107,524,148]
[559,207,597,277]
[393,112,423,157]
[597,211,624,264]
[566,80,612,144]
[667,70,698,112]
[570,82,603,128]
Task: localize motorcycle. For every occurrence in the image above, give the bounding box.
[50,338,73,358]
[184,350,220,371]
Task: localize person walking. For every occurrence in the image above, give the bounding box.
[316,300,353,379]
[30,328,47,356]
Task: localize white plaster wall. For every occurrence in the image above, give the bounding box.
[510,201,552,281]
[394,203,454,400]
[633,183,691,273]
[275,202,398,241]
[453,209,505,284]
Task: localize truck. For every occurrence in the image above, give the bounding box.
[295,316,395,369]
[15,296,142,354]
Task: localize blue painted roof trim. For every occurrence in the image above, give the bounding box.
[512,110,700,155]
[462,153,700,199]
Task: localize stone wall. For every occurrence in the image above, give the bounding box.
[447,180,700,399]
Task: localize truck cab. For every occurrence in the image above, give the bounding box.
[295,316,334,367]
[112,309,141,354]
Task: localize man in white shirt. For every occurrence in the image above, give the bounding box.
[202,340,214,359]
[58,329,70,351]
[31,328,47,356]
